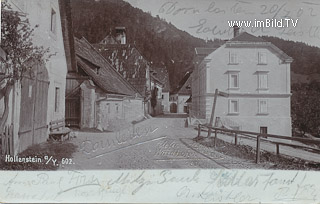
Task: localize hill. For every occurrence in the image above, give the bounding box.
[261,36,320,83]
[70,0,206,91]
[70,0,320,89]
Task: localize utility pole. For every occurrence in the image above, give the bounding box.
[207,89,219,137]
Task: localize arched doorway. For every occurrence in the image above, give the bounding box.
[170,103,177,113]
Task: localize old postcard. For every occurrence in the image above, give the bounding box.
[1,0,320,203]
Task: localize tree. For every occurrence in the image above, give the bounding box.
[0,2,51,131]
[291,83,320,137]
[150,87,158,115]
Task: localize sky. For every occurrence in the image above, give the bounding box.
[124,0,320,47]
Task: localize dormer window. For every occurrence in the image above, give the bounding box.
[258,52,267,65]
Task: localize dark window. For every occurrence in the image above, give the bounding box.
[55,87,60,112]
[51,9,57,34]
[260,126,268,134]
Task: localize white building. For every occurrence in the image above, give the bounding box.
[191,29,293,136]
[4,0,69,153]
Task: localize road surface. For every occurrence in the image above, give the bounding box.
[61,114,258,170]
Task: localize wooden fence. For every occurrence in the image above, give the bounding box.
[1,125,14,155]
[197,124,320,163]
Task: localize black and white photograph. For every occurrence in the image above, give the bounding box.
[1,0,320,203]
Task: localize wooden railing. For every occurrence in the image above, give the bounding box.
[197,124,320,163]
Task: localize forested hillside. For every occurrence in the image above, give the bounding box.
[70,0,206,90]
[70,0,320,88]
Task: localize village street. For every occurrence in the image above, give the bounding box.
[61,114,259,170]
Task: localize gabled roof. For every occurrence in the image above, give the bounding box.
[229,32,266,42]
[173,72,192,95]
[226,32,293,63]
[74,37,140,96]
[150,66,170,92]
[93,43,149,96]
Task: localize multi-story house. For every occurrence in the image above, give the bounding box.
[94,27,168,116]
[3,0,70,153]
[191,27,293,136]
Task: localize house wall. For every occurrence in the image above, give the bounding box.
[80,80,96,129]
[6,0,68,152]
[192,44,292,136]
[98,98,144,131]
[177,95,190,114]
[10,0,68,123]
[162,92,170,113]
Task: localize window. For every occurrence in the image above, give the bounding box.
[50,9,57,35]
[107,103,110,113]
[55,87,60,112]
[258,73,268,90]
[162,94,164,99]
[258,99,268,114]
[228,99,239,114]
[229,51,238,64]
[258,52,267,64]
[228,72,239,89]
[260,127,268,134]
[115,103,119,113]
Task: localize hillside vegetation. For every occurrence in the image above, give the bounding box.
[70,0,320,88]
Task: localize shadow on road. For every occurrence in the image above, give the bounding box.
[155,113,188,118]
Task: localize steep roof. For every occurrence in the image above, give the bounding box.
[150,66,170,92]
[93,43,149,96]
[74,37,140,96]
[173,72,192,95]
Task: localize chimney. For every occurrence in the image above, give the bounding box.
[233,25,240,38]
[115,27,126,44]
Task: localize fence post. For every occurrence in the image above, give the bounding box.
[197,124,201,137]
[214,129,217,147]
[1,128,3,155]
[256,135,261,164]
[5,126,9,155]
[235,133,238,145]
[10,125,14,155]
[276,144,280,155]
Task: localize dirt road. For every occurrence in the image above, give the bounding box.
[61,115,259,170]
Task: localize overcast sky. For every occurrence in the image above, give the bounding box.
[124,0,320,47]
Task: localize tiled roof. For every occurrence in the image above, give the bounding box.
[186,95,192,103]
[173,72,192,95]
[229,32,266,42]
[150,66,170,92]
[93,43,149,96]
[74,37,140,96]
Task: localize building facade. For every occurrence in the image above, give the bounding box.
[170,72,192,114]
[68,37,144,131]
[191,31,293,136]
[3,0,69,153]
